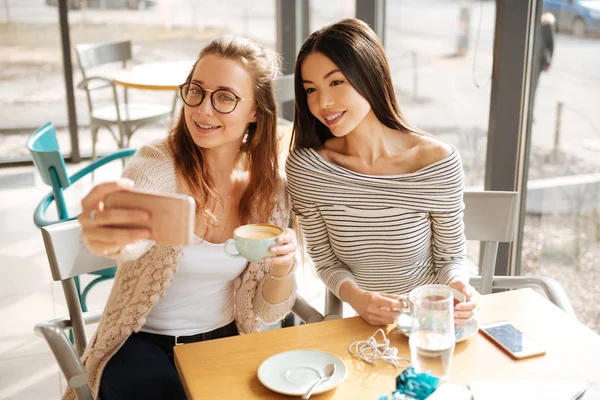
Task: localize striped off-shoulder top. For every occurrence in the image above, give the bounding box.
[285,147,469,298]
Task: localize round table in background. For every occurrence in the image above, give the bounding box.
[113,61,195,90]
[114,61,195,114]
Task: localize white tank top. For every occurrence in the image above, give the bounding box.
[141,237,248,336]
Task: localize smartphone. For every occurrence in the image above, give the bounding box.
[104,189,196,246]
[479,321,546,360]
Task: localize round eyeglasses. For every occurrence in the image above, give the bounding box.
[178,82,252,114]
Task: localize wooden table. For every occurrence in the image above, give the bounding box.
[174,289,600,399]
[113,61,194,91]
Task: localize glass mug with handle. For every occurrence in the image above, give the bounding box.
[396,285,465,333]
[408,284,456,382]
[224,224,283,262]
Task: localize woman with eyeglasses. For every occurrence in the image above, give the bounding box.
[286,19,478,327]
[64,37,297,400]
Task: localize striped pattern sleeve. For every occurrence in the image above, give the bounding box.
[429,153,469,284]
[430,202,469,283]
[293,202,356,298]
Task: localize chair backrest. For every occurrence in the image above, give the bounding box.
[41,220,115,355]
[74,40,132,117]
[274,74,294,122]
[463,191,518,242]
[27,122,70,189]
[75,40,132,73]
[41,220,115,281]
[463,191,519,295]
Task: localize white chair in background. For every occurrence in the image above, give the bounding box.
[75,40,172,159]
[463,191,575,314]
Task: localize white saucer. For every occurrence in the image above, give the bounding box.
[396,313,479,343]
[257,350,347,396]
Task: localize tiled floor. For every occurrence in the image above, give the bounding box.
[0,152,339,399]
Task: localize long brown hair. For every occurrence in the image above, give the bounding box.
[168,36,282,227]
[292,18,423,150]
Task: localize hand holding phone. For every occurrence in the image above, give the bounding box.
[103,189,196,246]
[479,321,546,360]
[79,180,196,255]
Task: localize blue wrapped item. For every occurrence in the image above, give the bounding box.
[394,366,439,400]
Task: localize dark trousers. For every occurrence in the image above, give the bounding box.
[99,321,239,400]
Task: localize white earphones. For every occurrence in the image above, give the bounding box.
[348,329,410,368]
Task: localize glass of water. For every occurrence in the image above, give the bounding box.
[408,285,456,381]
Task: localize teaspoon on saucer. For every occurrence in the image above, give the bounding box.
[302,363,336,399]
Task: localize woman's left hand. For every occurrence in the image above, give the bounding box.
[264,228,297,276]
[448,276,479,327]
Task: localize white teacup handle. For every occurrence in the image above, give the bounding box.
[224,238,241,258]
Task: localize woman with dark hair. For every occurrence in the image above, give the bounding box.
[65,36,297,400]
[286,18,478,327]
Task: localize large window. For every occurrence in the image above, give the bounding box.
[309,0,356,32]
[522,3,600,333]
[385,0,497,269]
[385,0,495,189]
[0,0,277,161]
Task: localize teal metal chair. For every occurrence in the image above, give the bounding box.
[28,122,136,312]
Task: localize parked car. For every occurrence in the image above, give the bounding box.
[45,0,154,10]
[543,0,600,36]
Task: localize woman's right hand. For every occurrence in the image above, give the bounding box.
[78,179,151,256]
[344,284,403,326]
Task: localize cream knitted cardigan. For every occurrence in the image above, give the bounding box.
[63,141,296,400]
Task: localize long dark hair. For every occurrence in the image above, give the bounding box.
[291,18,422,150]
[168,36,282,226]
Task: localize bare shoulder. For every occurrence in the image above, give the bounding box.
[411,134,454,168]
